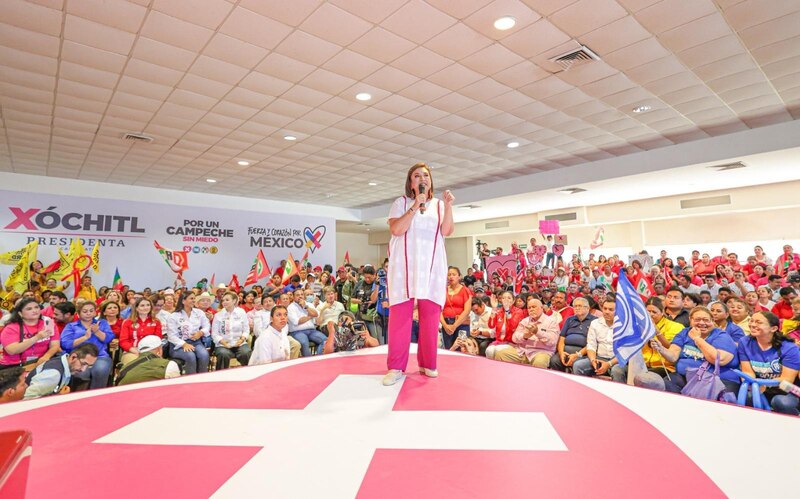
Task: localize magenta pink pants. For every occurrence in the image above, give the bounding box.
[387,299,441,372]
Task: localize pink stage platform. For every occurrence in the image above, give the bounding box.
[0,346,797,498]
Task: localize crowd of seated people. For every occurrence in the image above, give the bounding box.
[1,243,799,416]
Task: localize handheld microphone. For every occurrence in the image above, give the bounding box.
[418,183,427,214]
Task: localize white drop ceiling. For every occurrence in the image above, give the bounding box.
[1,0,798,210]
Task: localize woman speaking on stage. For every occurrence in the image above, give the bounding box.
[383,163,455,386]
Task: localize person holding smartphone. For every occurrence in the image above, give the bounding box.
[0,298,60,372]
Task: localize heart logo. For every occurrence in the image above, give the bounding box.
[303,225,327,254]
[552,244,565,257]
[485,255,517,283]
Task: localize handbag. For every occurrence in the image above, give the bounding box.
[681,352,728,401]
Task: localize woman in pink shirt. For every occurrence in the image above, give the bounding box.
[0,298,60,371]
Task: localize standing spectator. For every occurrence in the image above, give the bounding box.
[351,265,379,342]
[495,297,559,368]
[60,301,114,389]
[211,292,251,370]
[166,291,211,375]
[440,266,472,350]
[375,263,390,343]
[544,235,555,269]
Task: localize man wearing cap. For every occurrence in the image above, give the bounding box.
[116,335,181,386]
[307,272,322,298]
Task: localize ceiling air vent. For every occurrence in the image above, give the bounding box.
[707,161,746,171]
[544,212,578,222]
[122,132,154,144]
[485,220,510,230]
[680,195,731,209]
[549,45,600,71]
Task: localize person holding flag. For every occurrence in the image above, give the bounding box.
[608,269,659,386]
[244,250,271,287]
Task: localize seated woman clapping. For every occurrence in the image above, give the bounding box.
[651,306,741,394]
[737,311,800,415]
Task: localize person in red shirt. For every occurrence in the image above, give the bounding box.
[549,291,575,330]
[774,245,800,277]
[119,297,163,365]
[726,253,742,272]
[711,248,729,267]
[440,266,472,350]
[486,291,525,359]
[771,287,797,320]
[694,254,715,276]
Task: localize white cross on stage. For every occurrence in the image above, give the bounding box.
[95,375,567,497]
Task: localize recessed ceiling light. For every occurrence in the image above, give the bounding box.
[206,178,217,183]
[506,141,520,148]
[494,16,516,30]
[284,135,297,141]
[632,105,652,114]
[368,182,378,186]
[237,160,250,166]
[559,187,587,194]
[355,92,372,101]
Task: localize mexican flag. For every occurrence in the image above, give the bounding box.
[244,249,271,286]
[281,253,299,286]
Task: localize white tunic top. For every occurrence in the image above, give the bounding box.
[387,196,448,308]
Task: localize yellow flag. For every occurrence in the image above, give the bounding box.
[3,247,32,294]
[51,239,84,281]
[91,240,100,273]
[71,237,86,260]
[0,241,38,266]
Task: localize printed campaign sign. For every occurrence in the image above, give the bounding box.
[0,189,335,289]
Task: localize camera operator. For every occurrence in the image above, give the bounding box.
[350,265,380,343]
[324,311,379,354]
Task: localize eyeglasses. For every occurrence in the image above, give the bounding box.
[79,359,95,368]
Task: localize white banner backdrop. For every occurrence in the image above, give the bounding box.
[0,189,335,290]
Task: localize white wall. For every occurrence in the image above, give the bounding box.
[337,232,382,267]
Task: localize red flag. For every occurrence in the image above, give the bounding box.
[632,270,655,299]
[42,259,61,274]
[281,253,299,286]
[663,266,674,289]
[209,273,216,290]
[515,247,527,294]
[228,274,241,293]
[244,249,271,287]
[154,240,189,273]
[300,249,310,268]
[343,251,350,265]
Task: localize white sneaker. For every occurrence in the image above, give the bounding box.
[419,368,438,378]
[382,370,404,386]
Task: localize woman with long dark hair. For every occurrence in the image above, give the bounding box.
[738,311,800,414]
[0,298,60,371]
[383,163,454,386]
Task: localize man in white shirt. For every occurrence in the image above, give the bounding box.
[287,289,325,356]
[469,297,494,356]
[573,300,619,377]
[249,306,291,365]
[252,295,274,337]
[677,274,701,295]
[699,274,722,299]
[729,271,755,297]
[316,287,345,333]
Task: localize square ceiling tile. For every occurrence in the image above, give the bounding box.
[382,0,458,44]
[152,0,234,30]
[350,27,416,64]
[549,0,627,37]
[299,2,373,46]
[424,22,493,60]
[219,6,293,50]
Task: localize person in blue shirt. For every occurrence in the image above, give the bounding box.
[738,311,800,415]
[653,306,740,394]
[60,301,114,390]
[709,301,745,343]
